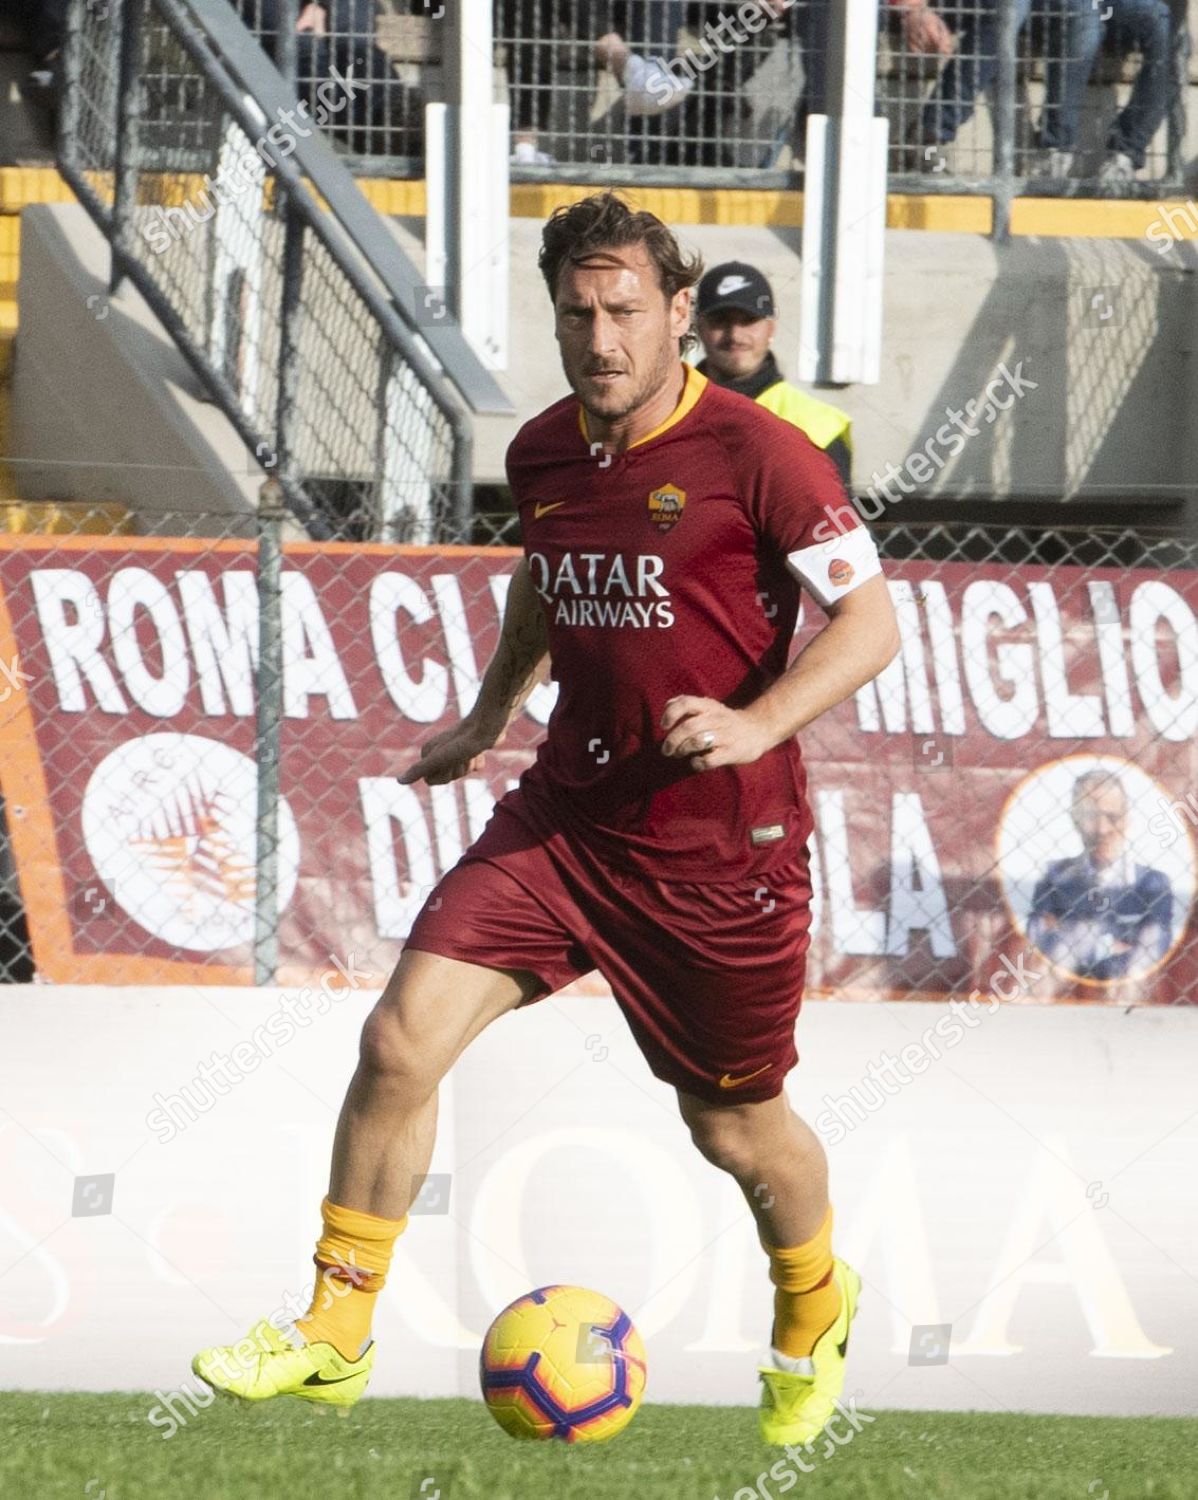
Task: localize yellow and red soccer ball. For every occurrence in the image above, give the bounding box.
[479,1285,647,1443]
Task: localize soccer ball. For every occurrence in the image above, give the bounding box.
[479,1284,647,1442]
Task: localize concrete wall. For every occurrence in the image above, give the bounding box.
[456,216,1198,503]
[11,202,1197,514]
[8,205,260,533]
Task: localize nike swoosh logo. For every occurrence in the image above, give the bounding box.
[718,1064,771,1089]
[533,501,565,519]
[302,1369,361,1387]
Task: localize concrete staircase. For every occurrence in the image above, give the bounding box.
[0,171,132,534]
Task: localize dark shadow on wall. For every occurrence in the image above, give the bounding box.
[759,223,1197,520]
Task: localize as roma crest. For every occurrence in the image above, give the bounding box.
[647,483,687,533]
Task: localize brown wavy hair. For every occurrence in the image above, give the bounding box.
[538,192,703,350]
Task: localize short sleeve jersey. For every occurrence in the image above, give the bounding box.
[505,365,882,882]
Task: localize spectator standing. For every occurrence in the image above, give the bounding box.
[236,0,415,158]
[1034,0,1173,181]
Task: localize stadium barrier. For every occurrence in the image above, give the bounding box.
[229,0,1190,201]
[1,981,1192,1413]
[57,0,510,547]
[1,518,1195,1007]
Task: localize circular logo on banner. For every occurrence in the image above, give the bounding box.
[81,733,299,953]
[997,754,1195,987]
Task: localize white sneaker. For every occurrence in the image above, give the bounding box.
[1029,148,1074,179]
[1098,151,1136,183]
[511,139,555,166]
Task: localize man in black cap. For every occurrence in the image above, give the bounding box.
[695,260,852,486]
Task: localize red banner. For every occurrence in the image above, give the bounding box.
[1,534,1194,1002]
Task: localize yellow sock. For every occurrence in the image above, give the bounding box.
[294,1196,408,1361]
[766,1205,841,1359]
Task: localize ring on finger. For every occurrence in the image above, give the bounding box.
[700,730,715,752]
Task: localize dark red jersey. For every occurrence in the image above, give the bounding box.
[505,365,882,882]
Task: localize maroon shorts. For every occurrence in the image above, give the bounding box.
[405,790,813,1105]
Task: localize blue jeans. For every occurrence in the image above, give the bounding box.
[798,0,831,117]
[921,0,1172,164]
[920,0,1101,147]
[1099,0,1173,167]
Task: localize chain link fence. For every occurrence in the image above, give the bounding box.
[234,0,426,170]
[221,0,1191,194]
[59,0,470,546]
[884,0,1190,193]
[498,0,1189,192]
[1,515,1194,1008]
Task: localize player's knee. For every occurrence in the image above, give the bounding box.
[358,1004,443,1095]
[684,1108,761,1178]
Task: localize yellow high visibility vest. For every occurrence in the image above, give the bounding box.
[755,379,853,456]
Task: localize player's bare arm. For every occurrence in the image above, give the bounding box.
[661,574,900,770]
[399,559,548,786]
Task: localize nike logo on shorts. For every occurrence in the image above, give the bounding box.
[718,1064,771,1089]
[533,501,565,519]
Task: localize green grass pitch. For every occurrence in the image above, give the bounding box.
[2,1393,1194,1500]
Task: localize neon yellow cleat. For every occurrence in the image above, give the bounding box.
[192,1318,374,1409]
[757,1258,862,1446]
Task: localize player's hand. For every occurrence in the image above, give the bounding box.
[659,696,774,772]
[398,715,502,786]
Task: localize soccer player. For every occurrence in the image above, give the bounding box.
[1028,769,1173,982]
[193,193,900,1445]
[695,260,853,486]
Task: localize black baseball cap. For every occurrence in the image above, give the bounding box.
[696,261,775,319]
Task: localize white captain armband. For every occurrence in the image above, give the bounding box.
[784,525,883,609]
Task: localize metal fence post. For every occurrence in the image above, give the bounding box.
[277,200,304,483]
[254,476,286,986]
[275,0,298,92]
[992,0,1018,242]
[111,0,145,295]
[1165,23,1190,186]
[58,0,84,169]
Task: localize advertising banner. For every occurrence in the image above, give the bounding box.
[1,534,1194,1001]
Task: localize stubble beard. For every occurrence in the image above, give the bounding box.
[571,338,680,428]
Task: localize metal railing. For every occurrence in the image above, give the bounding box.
[884,0,1190,209]
[58,0,511,544]
[499,0,1190,197]
[223,0,1189,206]
[234,0,427,175]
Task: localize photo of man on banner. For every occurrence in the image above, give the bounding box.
[1001,757,1192,990]
[1028,768,1174,983]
